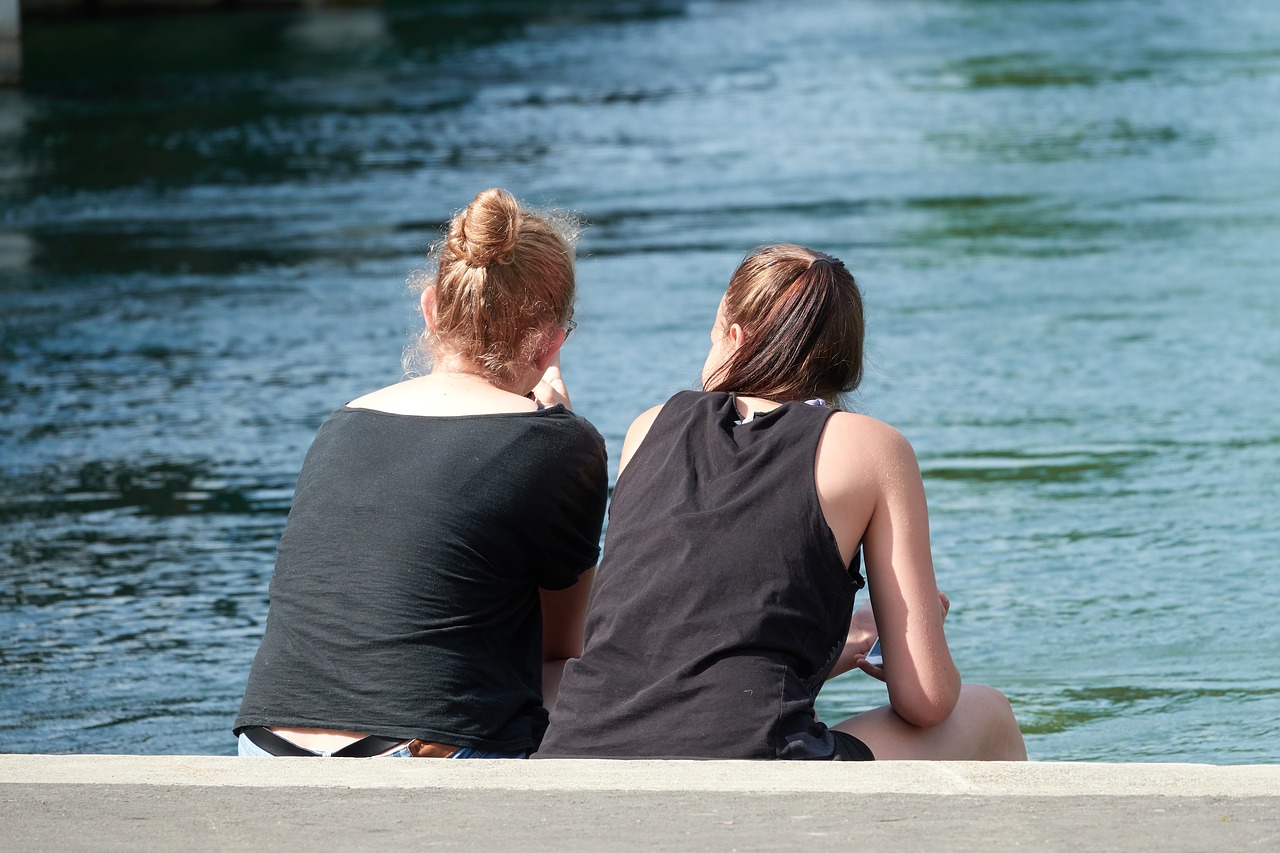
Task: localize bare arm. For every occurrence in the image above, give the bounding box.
[617,404,664,475]
[531,353,572,410]
[817,414,961,728]
[863,426,960,726]
[540,567,594,710]
[531,349,592,710]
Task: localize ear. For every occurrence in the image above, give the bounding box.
[726,322,745,351]
[420,286,438,332]
[536,327,568,372]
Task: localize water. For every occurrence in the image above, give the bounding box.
[2,0,1277,762]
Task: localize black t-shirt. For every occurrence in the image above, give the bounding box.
[235,403,607,751]
[537,391,863,760]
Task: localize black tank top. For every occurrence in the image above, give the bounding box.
[538,391,864,759]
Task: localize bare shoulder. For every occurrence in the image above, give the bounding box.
[618,403,666,473]
[818,411,922,483]
[822,411,915,454]
[627,403,666,435]
[345,382,407,411]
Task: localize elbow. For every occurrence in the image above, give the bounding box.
[898,694,958,729]
[889,676,961,729]
[542,646,580,665]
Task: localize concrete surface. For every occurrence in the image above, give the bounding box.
[2,754,1278,851]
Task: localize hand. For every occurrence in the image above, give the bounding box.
[847,602,885,682]
[829,603,878,681]
[853,655,885,682]
[847,592,948,683]
[531,354,572,410]
[848,601,877,653]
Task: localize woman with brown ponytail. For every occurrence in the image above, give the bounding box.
[538,244,1026,762]
[234,189,607,759]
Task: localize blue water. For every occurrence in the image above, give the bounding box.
[2,0,1278,761]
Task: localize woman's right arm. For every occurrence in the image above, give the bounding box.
[819,414,962,728]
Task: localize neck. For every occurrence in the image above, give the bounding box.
[432,354,537,396]
[727,393,778,419]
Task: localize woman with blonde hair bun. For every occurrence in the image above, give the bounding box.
[235,189,607,759]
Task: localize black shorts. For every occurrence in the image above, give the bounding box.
[831,730,875,761]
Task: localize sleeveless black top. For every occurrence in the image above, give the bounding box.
[538,391,864,760]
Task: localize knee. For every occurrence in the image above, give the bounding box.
[961,684,1027,760]
[962,683,1013,715]
[961,684,1017,727]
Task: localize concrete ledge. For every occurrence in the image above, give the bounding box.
[3,753,1279,797]
[2,756,1278,851]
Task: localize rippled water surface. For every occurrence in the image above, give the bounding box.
[2,0,1278,761]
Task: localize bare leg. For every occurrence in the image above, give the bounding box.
[833,684,1027,761]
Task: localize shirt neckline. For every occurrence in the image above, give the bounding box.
[339,402,568,421]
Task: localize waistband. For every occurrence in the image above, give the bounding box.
[240,726,461,758]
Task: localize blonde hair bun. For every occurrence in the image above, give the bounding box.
[410,188,579,382]
[450,188,520,268]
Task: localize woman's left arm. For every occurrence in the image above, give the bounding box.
[540,567,595,709]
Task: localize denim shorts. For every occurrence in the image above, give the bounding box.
[237,732,527,759]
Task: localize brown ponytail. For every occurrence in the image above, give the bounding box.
[703,244,864,406]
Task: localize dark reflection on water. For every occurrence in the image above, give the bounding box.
[922,448,1154,485]
[3,0,1279,760]
[0,458,290,521]
[16,3,687,194]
